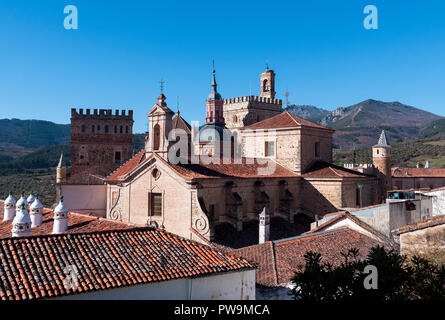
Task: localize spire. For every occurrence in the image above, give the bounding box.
[207,60,222,101]
[57,153,64,168]
[375,130,390,147]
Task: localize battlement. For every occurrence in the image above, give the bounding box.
[71,108,134,120]
[223,95,282,105]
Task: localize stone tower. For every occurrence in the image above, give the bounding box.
[223,68,282,130]
[70,108,134,179]
[146,93,174,160]
[373,130,392,201]
[259,67,276,100]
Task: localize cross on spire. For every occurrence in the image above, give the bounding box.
[159,79,165,93]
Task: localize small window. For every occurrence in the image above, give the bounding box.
[315,142,320,157]
[265,141,275,157]
[105,125,109,133]
[120,126,123,134]
[81,125,86,133]
[126,126,129,134]
[97,125,101,133]
[91,125,95,133]
[114,126,117,134]
[356,188,361,207]
[115,151,121,164]
[150,193,162,216]
[377,149,379,155]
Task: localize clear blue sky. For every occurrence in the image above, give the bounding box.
[0,0,444,133]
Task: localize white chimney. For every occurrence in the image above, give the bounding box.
[12,203,32,237]
[259,207,270,244]
[26,193,35,209]
[4,191,16,221]
[53,196,69,234]
[30,196,44,228]
[16,193,28,214]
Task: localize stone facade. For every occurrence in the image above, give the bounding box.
[70,108,133,179]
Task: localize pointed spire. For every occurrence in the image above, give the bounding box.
[207,60,222,101]
[58,153,64,168]
[376,130,390,147]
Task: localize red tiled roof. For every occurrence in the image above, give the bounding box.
[164,156,300,180]
[0,228,255,300]
[394,215,445,235]
[303,161,372,178]
[233,227,383,287]
[243,112,334,131]
[107,152,300,182]
[392,167,445,178]
[0,201,136,239]
[106,149,146,181]
[172,114,191,134]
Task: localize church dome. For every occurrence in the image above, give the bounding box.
[195,122,230,143]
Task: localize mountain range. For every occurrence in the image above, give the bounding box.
[287,99,443,149]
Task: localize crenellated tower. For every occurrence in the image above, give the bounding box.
[70,108,134,180]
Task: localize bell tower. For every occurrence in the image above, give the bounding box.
[373,130,392,201]
[259,66,276,100]
[146,92,174,160]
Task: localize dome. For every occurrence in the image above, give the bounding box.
[207,91,222,101]
[27,193,35,204]
[30,198,43,210]
[195,122,230,143]
[5,193,16,205]
[13,205,31,225]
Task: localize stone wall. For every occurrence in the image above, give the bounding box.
[70,108,134,179]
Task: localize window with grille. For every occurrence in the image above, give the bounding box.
[150,193,162,216]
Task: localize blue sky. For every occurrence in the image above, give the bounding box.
[0,0,444,133]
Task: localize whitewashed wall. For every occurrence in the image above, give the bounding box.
[57,184,107,217]
[425,189,445,216]
[55,269,255,300]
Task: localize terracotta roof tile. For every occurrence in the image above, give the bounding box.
[392,167,445,178]
[394,215,445,235]
[106,149,146,181]
[233,227,383,287]
[243,112,334,131]
[303,161,372,178]
[172,114,191,134]
[0,228,255,300]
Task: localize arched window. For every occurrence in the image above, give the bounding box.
[125,126,129,134]
[263,79,269,92]
[153,124,160,151]
[97,125,101,133]
[105,125,109,133]
[114,126,117,134]
[81,125,86,133]
[91,125,95,133]
[120,126,123,134]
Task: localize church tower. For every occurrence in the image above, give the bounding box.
[146,92,174,160]
[259,66,276,100]
[373,130,392,201]
[205,64,224,124]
